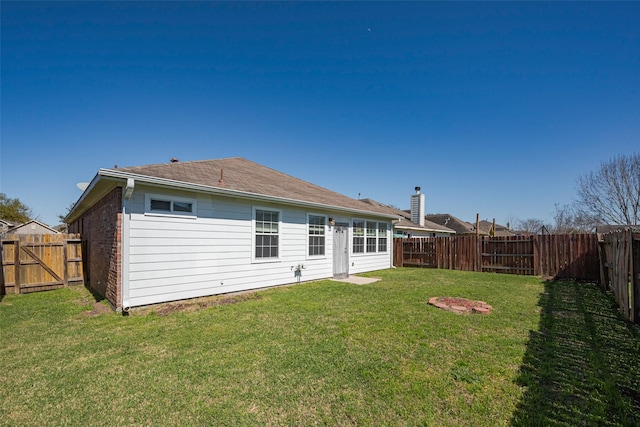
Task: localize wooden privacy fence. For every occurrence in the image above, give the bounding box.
[394,234,601,281]
[599,230,640,323]
[0,233,84,295]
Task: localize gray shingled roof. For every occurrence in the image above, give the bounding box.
[112,157,394,216]
[425,214,477,235]
[477,220,516,237]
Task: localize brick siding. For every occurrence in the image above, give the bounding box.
[69,187,122,310]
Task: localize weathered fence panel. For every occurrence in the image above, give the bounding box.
[599,230,639,323]
[536,234,601,280]
[395,234,600,281]
[482,236,534,275]
[0,233,84,294]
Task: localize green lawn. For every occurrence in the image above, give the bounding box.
[1,268,638,426]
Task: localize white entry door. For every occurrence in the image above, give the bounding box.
[333,224,349,279]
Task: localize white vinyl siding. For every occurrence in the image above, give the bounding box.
[122,185,391,308]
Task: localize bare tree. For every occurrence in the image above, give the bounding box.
[551,203,597,234]
[576,153,640,225]
[516,218,548,235]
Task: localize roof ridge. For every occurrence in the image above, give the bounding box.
[115,156,245,170]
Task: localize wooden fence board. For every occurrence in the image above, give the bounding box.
[0,233,84,294]
[395,234,601,281]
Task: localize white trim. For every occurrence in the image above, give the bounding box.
[252,206,282,264]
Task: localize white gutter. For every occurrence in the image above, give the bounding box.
[121,178,134,312]
[395,225,456,234]
[97,168,399,220]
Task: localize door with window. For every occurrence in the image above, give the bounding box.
[333,223,349,279]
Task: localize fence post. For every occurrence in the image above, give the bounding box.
[633,235,639,323]
[14,239,20,294]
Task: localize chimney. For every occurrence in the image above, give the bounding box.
[410,186,425,226]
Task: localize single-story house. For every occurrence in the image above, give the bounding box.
[66,157,397,311]
[0,219,19,233]
[6,219,60,235]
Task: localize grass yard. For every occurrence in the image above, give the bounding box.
[1,268,639,426]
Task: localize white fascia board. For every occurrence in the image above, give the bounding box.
[98,169,398,220]
[395,225,455,234]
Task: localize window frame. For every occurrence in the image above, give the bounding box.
[307,213,327,258]
[352,219,389,255]
[144,193,197,218]
[352,219,365,254]
[252,206,282,263]
[378,222,388,253]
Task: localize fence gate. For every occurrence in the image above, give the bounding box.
[481,236,534,275]
[0,233,84,295]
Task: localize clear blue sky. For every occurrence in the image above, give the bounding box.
[2,1,639,227]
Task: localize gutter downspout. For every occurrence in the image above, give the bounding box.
[121,178,134,313]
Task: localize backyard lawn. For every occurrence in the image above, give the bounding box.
[1,268,638,426]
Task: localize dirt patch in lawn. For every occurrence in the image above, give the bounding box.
[428,296,492,315]
[145,292,262,316]
[82,301,113,317]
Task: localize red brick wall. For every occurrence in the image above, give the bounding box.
[69,187,122,310]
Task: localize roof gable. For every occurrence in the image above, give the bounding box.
[7,220,59,234]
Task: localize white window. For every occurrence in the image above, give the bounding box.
[378,223,388,252]
[254,208,280,260]
[366,221,377,253]
[308,214,326,257]
[353,219,388,254]
[145,193,196,216]
[353,219,365,254]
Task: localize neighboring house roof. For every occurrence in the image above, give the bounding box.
[67,157,399,223]
[360,199,455,234]
[424,214,480,235]
[7,219,60,234]
[477,220,516,237]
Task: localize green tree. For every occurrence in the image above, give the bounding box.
[0,193,32,223]
[58,202,76,224]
